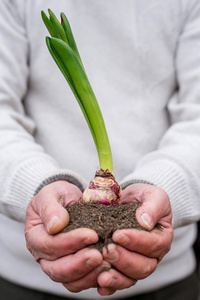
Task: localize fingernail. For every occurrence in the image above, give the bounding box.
[115,234,130,245]
[96,264,111,274]
[141,212,152,229]
[83,237,98,245]
[86,258,101,268]
[105,277,117,288]
[106,245,119,263]
[47,215,60,232]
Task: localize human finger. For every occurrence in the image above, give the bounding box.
[25,227,99,261]
[63,261,112,293]
[112,226,173,261]
[27,180,82,235]
[40,248,103,284]
[103,243,158,280]
[97,267,137,296]
[120,183,172,230]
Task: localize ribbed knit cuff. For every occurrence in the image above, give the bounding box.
[121,179,155,190]
[34,172,87,196]
[1,158,87,222]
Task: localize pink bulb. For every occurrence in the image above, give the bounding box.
[82,169,121,204]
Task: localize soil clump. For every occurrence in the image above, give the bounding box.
[62,202,157,252]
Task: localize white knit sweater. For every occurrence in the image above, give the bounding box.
[0,0,200,299]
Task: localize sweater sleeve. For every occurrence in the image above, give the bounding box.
[0,1,87,223]
[120,0,200,229]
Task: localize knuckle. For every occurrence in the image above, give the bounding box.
[147,260,156,275]
[156,229,173,260]
[39,200,51,220]
[41,262,62,282]
[150,227,173,259]
[141,258,157,279]
[40,239,57,260]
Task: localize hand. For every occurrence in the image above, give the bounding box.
[97,183,173,296]
[25,180,109,292]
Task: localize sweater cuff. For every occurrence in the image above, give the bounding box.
[121,179,155,190]
[120,155,200,229]
[34,171,87,196]
[1,158,87,222]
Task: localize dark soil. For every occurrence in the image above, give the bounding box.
[62,202,158,252]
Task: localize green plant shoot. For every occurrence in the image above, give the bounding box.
[41,9,113,173]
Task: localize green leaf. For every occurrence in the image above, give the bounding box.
[60,12,84,69]
[41,11,60,39]
[48,9,69,43]
[42,11,113,172]
[46,37,98,149]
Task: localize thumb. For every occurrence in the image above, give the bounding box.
[137,209,154,231]
[33,184,70,235]
[135,186,171,231]
[45,203,69,235]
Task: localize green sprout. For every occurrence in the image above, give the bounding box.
[41,9,113,173]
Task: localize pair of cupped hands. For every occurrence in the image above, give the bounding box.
[25,180,173,297]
